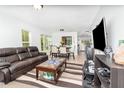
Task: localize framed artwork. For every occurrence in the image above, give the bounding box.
[119,40,124,46]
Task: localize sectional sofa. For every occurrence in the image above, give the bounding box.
[0,46,48,84]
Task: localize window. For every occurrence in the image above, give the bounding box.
[22,29,30,47]
[40,34,52,52]
[41,34,44,51]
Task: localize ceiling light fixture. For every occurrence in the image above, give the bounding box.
[33,5,43,10]
[41,5,43,8]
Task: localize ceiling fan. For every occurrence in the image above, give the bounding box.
[33,5,44,10]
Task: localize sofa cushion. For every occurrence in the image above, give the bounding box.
[16,47,27,53]
[9,61,32,74]
[0,54,19,64]
[6,54,19,63]
[0,48,16,57]
[27,46,38,52]
[23,56,42,64]
[27,46,39,57]
[40,55,48,60]
[0,57,6,62]
[18,53,30,61]
[30,51,39,57]
[0,48,19,64]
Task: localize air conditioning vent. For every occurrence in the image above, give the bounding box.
[60,29,64,31]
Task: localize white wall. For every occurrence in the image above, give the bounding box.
[91,6,124,53]
[51,32,78,55]
[0,11,46,51]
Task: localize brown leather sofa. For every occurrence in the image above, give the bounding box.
[0,46,48,84]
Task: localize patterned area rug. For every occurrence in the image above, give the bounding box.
[0,63,83,88]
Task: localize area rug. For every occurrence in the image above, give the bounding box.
[0,63,83,88]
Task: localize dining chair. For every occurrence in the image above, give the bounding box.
[51,45,59,58]
[68,46,75,59]
[58,46,69,59]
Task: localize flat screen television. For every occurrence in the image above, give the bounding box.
[92,18,106,51]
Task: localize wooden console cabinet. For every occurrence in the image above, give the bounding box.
[94,55,124,88]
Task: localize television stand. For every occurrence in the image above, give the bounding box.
[94,55,124,88]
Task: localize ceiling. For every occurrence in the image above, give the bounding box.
[0,5,101,36]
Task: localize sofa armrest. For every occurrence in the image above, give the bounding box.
[0,68,11,84]
[0,62,11,70]
[0,62,11,84]
[39,52,47,56]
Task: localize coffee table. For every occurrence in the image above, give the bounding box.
[36,58,66,84]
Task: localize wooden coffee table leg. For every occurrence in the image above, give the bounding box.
[36,69,39,80]
[54,72,57,84]
[65,61,66,68]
